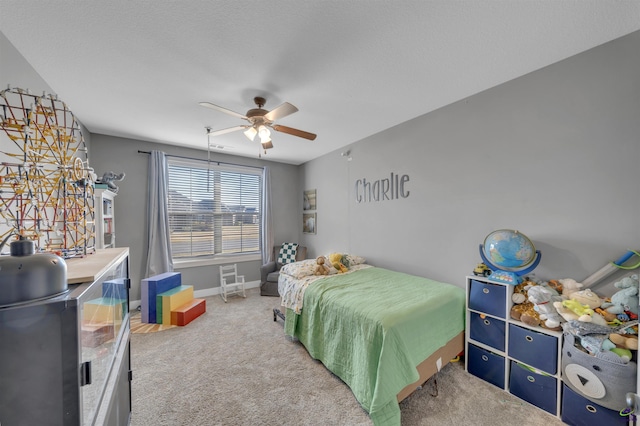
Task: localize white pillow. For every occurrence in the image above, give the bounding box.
[345,254,366,265]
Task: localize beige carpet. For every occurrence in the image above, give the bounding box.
[129,289,566,425]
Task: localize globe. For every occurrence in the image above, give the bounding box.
[479,229,541,285]
[483,229,535,270]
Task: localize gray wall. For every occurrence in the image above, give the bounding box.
[301,31,640,289]
[89,135,300,300]
[0,31,92,150]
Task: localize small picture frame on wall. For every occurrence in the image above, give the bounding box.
[303,213,316,234]
[303,189,316,211]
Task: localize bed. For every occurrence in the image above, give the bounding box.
[277,256,465,426]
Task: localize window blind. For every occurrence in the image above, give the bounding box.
[166,157,262,259]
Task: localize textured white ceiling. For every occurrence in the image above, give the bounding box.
[1,1,639,164]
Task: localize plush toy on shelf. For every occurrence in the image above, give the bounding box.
[553,300,591,322]
[527,285,563,330]
[601,274,639,315]
[610,333,639,350]
[563,319,638,364]
[558,278,584,299]
[510,281,541,327]
[571,289,604,309]
[545,279,564,295]
[554,299,595,323]
[594,307,618,323]
[315,256,329,276]
[329,253,348,273]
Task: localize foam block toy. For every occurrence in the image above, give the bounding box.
[81,323,114,348]
[171,298,206,326]
[84,297,127,324]
[141,272,181,323]
[102,278,128,300]
[157,285,194,325]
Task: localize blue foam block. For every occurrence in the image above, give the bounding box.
[102,278,128,300]
[141,272,181,323]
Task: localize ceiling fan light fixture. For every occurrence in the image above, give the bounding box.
[200,96,316,157]
[258,125,271,143]
[243,126,257,141]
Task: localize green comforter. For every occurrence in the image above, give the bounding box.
[284,267,465,426]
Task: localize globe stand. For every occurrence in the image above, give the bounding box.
[479,245,542,285]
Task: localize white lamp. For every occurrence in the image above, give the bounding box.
[258,125,271,143]
[244,126,257,141]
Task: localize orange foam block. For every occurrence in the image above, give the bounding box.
[171,298,206,326]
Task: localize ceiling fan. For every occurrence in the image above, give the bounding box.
[200,96,317,152]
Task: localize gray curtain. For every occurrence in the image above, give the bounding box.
[261,166,274,264]
[145,150,173,277]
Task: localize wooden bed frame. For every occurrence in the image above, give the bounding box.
[396,331,464,402]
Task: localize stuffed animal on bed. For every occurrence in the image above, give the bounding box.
[315,256,329,275]
[329,253,348,273]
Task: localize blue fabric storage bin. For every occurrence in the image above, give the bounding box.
[467,343,505,389]
[508,323,558,374]
[468,280,506,318]
[561,384,628,425]
[509,361,557,415]
[469,311,505,351]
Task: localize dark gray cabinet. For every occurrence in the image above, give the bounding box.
[0,248,131,426]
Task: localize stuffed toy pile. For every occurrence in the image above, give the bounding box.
[520,274,639,364]
[510,280,542,327]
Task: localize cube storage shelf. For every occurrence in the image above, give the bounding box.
[465,276,563,417]
[464,275,631,424]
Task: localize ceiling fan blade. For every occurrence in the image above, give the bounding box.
[199,102,247,119]
[261,141,274,150]
[272,124,317,141]
[207,125,247,137]
[264,102,298,121]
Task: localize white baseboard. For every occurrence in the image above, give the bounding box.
[129,280,260,311]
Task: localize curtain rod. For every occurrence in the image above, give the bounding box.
[137,150,264,170]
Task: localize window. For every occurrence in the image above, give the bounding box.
[166,157,262,261]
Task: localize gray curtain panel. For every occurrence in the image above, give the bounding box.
[261,166,274,265]
[145,150,173,277]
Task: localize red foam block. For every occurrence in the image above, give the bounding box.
[171,298,206,326]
